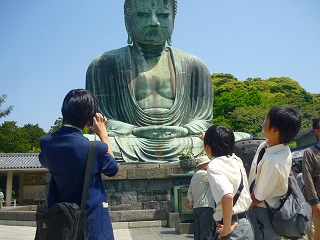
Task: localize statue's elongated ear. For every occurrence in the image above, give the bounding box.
[124,17,133,45]
[127,34,133,45]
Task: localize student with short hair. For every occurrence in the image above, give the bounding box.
[39,89,118,240]
[248,106,301,239]
[302,117,320,240]
[203,125,254,239]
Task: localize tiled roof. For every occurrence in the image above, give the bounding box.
[0,153,42,169]
[294,128,314,139]
[291,148,306,161]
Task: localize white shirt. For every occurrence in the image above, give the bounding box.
[248,141,291,208]
[187,169,215,209]
[207,154,252,221]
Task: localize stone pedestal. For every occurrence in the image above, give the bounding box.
[105,163,186,223]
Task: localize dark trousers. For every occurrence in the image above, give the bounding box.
[193,207,214,240]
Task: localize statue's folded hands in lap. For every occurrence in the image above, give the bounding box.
[86,0,213,163]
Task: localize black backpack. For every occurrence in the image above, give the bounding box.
[35,202,88,240]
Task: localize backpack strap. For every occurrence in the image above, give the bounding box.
[80,141,96,210]
[314,144,320,151]
[233,170,244,206]
[250,143,267,193]
[264,173,294,220]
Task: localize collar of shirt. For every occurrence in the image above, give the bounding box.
[265,142,288,155]
[63,124,83,133]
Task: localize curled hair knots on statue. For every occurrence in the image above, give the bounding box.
[124,0,178,19]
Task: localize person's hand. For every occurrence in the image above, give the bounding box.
[88,113,115,157]
[187,200,194,210]
[87,113,108,138]
[216,222,238,239]
[249,193,263,210]
[199,130,205,141]
[312,203,320,215]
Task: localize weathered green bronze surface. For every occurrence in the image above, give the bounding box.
[86,0,213,162]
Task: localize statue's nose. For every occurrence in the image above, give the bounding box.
[149,14,160,26]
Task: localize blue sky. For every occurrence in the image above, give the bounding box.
[1,0,319,132]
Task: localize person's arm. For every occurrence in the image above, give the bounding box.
[187,180,194,210]
[199,130,205,141]
[218,194,238,239]
[302,149,320,215]
[88,113,114,157]
[250,193,263,209]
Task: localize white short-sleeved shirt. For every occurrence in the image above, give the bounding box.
[207,154,252,221]
[248,141,291,208]
[187,169,216,209]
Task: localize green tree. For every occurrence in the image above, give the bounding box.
[211,74,318,136]
[47,117,91,134]
[48,117,63,134]
[0,121,29,153]
[20,124,46,152]
[0,94,13,118]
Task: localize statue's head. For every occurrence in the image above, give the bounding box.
[124,0,177,46]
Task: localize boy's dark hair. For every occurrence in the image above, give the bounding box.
[267,106,301,144]
[312,117,320,130]
[61,89,98,129]
[204,124,235,158]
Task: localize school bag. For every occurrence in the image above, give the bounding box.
[264,171,312,239]
[34,141,96,240]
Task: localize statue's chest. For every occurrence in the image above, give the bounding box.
[132,53,175,101]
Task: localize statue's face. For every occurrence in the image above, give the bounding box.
[127,0,174,45]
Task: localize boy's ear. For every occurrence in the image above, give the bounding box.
[314,128,320,136]
[204,144,212,157]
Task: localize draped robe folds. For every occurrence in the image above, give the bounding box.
[86,46,213,163]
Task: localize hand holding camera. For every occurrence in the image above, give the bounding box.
[87,113,108,136]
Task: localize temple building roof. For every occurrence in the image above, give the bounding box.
[0,153,46,172]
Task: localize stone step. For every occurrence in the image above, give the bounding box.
[109,209,167,222]
[0,208,171,228]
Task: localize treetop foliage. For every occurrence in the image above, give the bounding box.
[0,94,13,119]
[212,73,320,136]
[0,121,45,153]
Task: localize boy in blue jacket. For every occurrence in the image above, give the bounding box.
[39,89,118,240]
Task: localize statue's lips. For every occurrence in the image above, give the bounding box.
[144,29,162,41]
[145,29,160,35]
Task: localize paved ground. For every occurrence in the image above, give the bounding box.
[0,225,194,240]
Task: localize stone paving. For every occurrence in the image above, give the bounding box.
[0,225,194,240]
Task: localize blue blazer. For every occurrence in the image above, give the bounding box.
[39,126,118,240]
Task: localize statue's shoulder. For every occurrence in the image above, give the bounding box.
[170,47,206,65]
[89,46,130,65]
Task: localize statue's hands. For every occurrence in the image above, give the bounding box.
[106,120,136,136]
[132,126,189,139]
